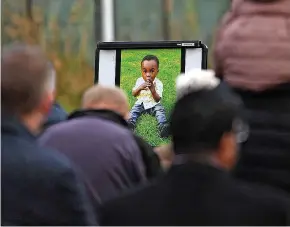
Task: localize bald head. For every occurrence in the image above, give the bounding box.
[1,44,55,115]
[82,85,130,119]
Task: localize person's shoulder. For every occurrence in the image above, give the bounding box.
[42,118,71,135]
[238,179,289,199]
[73,116,137,146]
[33,145,76,177]
[43,116,133,143]
[155,78,163,85]
[101,181,156,222]
[136,77,143,83]
[231,179,290,212]
[92,117,132,135]
[39,120,73,143]
[4,133,76,180]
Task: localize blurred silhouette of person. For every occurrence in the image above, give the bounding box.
[214,0,290,89]
[75,84,163,179]
[42,62,67,131]
[100,69,290,226]
[1,44,97,226]
[38,84,147,203]
[214,0,290,193]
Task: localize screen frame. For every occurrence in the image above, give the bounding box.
[95,40,208,85]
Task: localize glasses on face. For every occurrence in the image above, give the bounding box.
[232,118,250,144]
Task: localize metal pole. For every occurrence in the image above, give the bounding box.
[26,0,33,20]
[101,0,115,41]
[162,0,171,40]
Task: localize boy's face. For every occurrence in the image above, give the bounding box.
[141,60,159,82]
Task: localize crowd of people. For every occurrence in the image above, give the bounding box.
[2,0,290,225]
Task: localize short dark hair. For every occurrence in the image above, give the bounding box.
[1,44,50,115]
[170,83,244,153]
[141,55,159,68]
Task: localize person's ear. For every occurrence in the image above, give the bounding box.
[215,132,237,170]
[52,90,56,100]
[38,90,55,116]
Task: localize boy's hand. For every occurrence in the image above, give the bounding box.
[139,82,149,90]
[147,79,155,92]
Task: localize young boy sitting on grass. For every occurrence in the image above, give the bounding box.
[128,55,169,138]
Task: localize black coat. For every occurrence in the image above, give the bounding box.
[100,162,290,226]
[233,83,290,194]
[1,115,97,226]
[68,109,163,179]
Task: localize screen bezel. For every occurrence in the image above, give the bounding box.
[94,40,208,85]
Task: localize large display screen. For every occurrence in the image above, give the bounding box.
[95,41,208,146]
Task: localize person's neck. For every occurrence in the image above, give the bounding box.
[20,113,43,135]
[84,104,126,119]
[174,152,224,170]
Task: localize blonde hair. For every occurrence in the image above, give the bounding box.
[176,69,220,100]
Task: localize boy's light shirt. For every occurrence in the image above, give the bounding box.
[133,77,163,110]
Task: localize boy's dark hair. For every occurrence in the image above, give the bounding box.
[141,55,159,68]
[170,82,244,154]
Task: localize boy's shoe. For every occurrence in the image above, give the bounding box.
[159,123,170,138]
[127,121,136,131]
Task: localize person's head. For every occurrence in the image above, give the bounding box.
[170,69,248,170]
[141,55,159,82]
[2,44,55,133]
[82,85,130,120]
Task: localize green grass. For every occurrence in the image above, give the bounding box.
[120,49,181,146]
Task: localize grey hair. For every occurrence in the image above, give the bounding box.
[45,61,56,92]
[176,69,220,100]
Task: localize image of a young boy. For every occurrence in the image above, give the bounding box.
[128,55,169,138]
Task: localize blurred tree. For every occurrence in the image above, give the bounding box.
[2,0,99,112]
[115,0,164,41]
[25,0,33,20]
[2,0,230,111]
[162,0,172,40]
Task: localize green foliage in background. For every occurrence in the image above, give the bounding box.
[2,0,230,114]
[2,0,95,113]
[120,49,181,146]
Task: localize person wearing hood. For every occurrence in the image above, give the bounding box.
[214,0,290,193]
